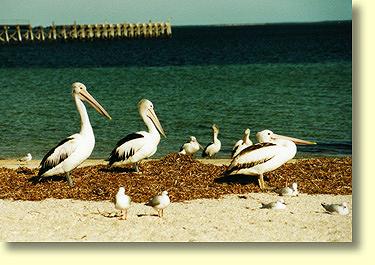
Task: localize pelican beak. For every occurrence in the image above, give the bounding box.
[199,143,204,149]
[79,89,112,120]
[147,108,166,137]
[272,134,316,145]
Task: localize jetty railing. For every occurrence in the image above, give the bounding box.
[0,21,172,44]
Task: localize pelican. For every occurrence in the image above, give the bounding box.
[231,128,253,158]
[38,82,111,187]
[179,136,203,156]
[225,129,316,190]
[108,99,166,172]
[145,190,170,217]
[202,124,221,158]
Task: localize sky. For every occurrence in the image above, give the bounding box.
[1,0,352,26]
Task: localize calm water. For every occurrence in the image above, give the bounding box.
[0,22,352,159]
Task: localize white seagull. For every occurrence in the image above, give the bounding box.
[108,99,166,172]
[225,129,316,190]
[275,182,299,197]
[145,190,170,217]
[321,202,349,215]
[38,82,111,187]
[260,198,286,210]
[179,136,203,156]
[115,187,132,220]
[231,128,253,158]
[202,124,221,158]
[18,153,32,163]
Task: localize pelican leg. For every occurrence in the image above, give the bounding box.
[134,162,140,173]
[66,172,74,187]
[258,174,274,191]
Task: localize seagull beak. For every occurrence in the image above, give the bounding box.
[272,134,316,145]
[147,108,166,137]
[79,89,112,120]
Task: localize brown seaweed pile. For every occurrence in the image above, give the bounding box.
[0,154,352,202]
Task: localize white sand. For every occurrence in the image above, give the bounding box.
[0,193,352,242]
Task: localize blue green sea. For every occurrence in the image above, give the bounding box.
[0,22,352,159]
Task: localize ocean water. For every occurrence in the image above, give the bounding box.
[0,22,352,159]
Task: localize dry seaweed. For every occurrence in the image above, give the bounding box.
[0,154,352,202]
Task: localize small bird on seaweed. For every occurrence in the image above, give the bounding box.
[179,136,203,156]
[275,182,299,197]
[321,202,349,215]
[145,190,170,217]
[260,198,286,210]
[115,187,131,220]
[18,153,32,163]
[202,124,221,158]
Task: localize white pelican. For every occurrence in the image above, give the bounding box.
[38,82,111,186]
[145,190,170,217]
[231,128,253,158]
[107,99,165,172]
[179,136,203,156]
[321,202,349,215]
[202,124,221,158]
[115,187,131,220]
[225,129,316,190]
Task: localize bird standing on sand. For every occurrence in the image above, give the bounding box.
[202,124,221,158]
[321,202,349,215]
[107,99,166,173]
[275,182,299,197]
[145,190,170,217]
[225,129,316,190]
[38,82,112,187]
[231,128,253,158]
[115,187,131,220]
[260,198,286,210]
[18,153,32,163]
[179,136,203,156]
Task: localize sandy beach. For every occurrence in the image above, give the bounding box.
[0,193,351,242]
[0,156,352,242]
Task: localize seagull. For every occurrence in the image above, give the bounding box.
[225,129,316,190]
[275,182,299,197]
[321,202,349,215]
[108,99,166,172]
[145,190,170,217]
[231,128,253,158]
[202,124,221,158]
[179,136,203,156]
[18,153,32,163]
[38,82,111,187]
[115,187,131,220]
[260,198,286,210]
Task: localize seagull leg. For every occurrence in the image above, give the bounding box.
[134,162,141,173]
[66,172,74,187]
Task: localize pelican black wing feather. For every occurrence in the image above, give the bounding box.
[108,133,144,165]
[38,137,74,176]
[201,142,213,157]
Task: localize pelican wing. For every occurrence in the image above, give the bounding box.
[38,136,78,176]
[231,139,243,157]
[108,133,145,165]
[202,142,213,157]
[226,142,277,174]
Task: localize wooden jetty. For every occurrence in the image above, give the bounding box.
[0,21,172,44]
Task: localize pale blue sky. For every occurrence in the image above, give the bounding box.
[1,0,352,26]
